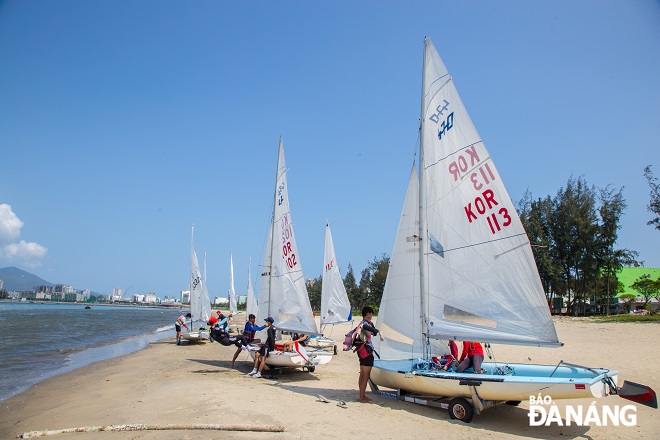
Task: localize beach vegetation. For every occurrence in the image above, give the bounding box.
[644,165,660,232]
[590,313,660,323]
[518,176,640,316]
[629,274,660,315]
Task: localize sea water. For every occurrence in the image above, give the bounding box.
[0,301,184,402]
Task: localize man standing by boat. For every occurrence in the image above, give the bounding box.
[247,316,276,378]
[175,313,191,346]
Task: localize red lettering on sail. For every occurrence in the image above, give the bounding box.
[464,189,499,223]
[447,146,481,181]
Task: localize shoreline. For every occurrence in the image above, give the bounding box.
[1,318,658,439]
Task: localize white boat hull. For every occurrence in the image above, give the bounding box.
[371,359,618,401]
[181,330,209,342]
[248,345,333,369]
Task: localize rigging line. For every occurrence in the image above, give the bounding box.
[425,232,528,255]
[422,141,484,171]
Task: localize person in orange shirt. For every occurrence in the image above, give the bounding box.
[456,341,485,374]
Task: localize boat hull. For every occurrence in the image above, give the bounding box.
[371,359,618,401]
[181,330,209,342]
[248,345,333,369]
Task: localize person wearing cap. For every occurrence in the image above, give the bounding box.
[175,313,191,346]
[247,317,276,378]
[230,314,264,369]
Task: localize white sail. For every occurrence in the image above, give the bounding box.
[245,258,258,318]
[262,138,318,334]
[375,164,427,359]
[320,221,352,326]
[417,38,558,347]
[229,252,237,315]
[190,225,211,329]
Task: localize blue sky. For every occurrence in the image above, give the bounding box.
[1,1,659,300]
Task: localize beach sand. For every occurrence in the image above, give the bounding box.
[1,317,658,439]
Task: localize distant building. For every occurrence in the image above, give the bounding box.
[144,292,157,303]
[35,292,51,300]
[180,290,190,304]
[214,296,229,306]
[111,288,123,302]
[0,279,3,291]
[133,294,145,303]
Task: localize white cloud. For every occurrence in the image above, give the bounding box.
[0,204,47,268]
[0,204,24,244]
[1,240,48,268]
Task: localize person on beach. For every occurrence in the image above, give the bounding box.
[209,314,250,358]
[355,306,381,402]
[229,314,265,368]
[247,316,276,378]
[282,332,308,352]
[456,341,485,374]
[175,313,191,345]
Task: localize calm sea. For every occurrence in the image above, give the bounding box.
[0,301,184,402]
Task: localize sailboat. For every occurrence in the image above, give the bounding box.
[307,221,353,353]
[181,223,211,342]
[245,258,258,318]
[371,38,655,422]
[229,252,238,315]
[251,137,333,371]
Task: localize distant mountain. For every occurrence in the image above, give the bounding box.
[0,267,55,292]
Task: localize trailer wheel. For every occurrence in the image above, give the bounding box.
[505,400,521,406]
[449,397,474,423]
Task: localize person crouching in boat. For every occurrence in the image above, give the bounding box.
[456,341,485,374]
[230,313,265,368]
[175,313,191,345]
[282,332,308,352]
[441,340,460,371]
[247,316,276,378]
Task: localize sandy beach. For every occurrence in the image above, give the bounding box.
[1,317,658,440]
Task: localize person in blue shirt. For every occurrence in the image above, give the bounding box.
[230,314,264,368]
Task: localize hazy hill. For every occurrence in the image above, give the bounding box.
[0,267,55,292]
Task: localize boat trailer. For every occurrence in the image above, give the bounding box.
[369,379,518,423]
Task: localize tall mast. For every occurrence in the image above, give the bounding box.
[418,38,430,359]
[267,137,283,318]
[190,222,195,331]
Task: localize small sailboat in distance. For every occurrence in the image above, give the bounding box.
[370,37,656,422]
[181,223,211,342]
[307,221,353,354]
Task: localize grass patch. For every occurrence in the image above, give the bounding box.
[589,314,660,323]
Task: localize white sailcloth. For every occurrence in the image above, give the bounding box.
[417,37,558,347]
[259,138,318,334]
[320,221,352,326]
[246,258,258,318]
[377,39,559,361]
[190,225,211,329]
[229,252,237,315]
